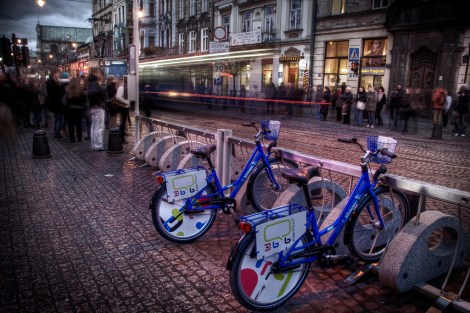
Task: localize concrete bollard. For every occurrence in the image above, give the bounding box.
[379,210,467,292]
[32,130,51,158]
[107,128,123,154]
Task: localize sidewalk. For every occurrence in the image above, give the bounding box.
[0,124,448,313]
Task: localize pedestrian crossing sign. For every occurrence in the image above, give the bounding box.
[349,48,360,61]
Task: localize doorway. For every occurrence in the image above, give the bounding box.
[408,47,437,115]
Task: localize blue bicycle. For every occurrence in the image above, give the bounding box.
[149,121,299,243]
[227,136,411,311]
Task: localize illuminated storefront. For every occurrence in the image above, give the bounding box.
[360,38,387,89]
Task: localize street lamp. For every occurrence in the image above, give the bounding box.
[35,0,46,7]
[132,0,140,139]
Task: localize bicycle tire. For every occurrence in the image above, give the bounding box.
[247,158,298,212]
[229,233,312,311]
[345,186,410,262]
[149,182,218,243]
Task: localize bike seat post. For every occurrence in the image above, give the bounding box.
[302,183,314,209]
[206,156,215,170]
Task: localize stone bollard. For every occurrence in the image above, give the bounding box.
[32,130,51,158]
[107,128,123,154]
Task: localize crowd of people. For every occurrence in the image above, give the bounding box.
[0,68,132,148]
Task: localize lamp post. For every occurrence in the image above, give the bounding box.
[131,0,142,142]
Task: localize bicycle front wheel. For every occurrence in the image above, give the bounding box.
[247,158,298,212]
[150,183,218,243]
[346,186,410,262]
[229,234,311,311]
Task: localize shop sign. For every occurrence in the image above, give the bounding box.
[129,44,136,75]
[279,56,302,62]
[209,41,230,54]
[231,30,261,46]
[361,67,385,75]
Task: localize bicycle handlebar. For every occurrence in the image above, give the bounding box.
[242,122,273,141]
[337,138,397,160]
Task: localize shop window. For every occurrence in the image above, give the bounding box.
[332,0,345,15]
[290,0,301,29]
[362,38,387,67]
[262,63,273,89]
[323,40,348,88]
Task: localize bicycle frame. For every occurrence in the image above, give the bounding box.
[178,140,280,212]
[275,166,384,269]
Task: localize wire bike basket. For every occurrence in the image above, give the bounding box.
[261,120,281,141]
[367,135,398,164]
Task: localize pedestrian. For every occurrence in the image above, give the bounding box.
[265,81,277,113]
[376,86,386,126]
[0,101,16,142]
[114,77,131,144]
[443,89,452,128]
[454,85,469,137]
[354,86,367,126]
[320,86,331,121]
[334,86,343,121]
[18,79,33,128]
[87,68,106,150]
[365,85,377,128]
[64,78,87,143]
[0,71,19,127]
[314,84,324,120]
[46,68,65,139]
[340,86,353,124]
[431,87,445,127]
[390,83,404,130]
[27,80,43,129]
[239,84,246,112]
[105,75,118,128]
[287,83,295,116]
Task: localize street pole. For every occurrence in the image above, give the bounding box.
[465,41,470,85]
[133,0,140,142]
[308,0,318,100]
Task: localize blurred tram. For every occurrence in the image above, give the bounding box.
[137,49,279,112]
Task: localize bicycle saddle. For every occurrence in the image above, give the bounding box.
[282,166,320,185]
[191,144,216,158]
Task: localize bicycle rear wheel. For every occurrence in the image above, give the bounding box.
[247,158,298,212]
[346,186,410,262]
[149,183,218,243]
[229,234,311,311]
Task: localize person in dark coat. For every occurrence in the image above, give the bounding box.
[340,87,353,124]
[390,83,404,130]
[320,87,331,121]
[46,68,65,138]
[265,82,277,113]
[455,85,469,136]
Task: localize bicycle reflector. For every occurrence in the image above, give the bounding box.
[239,221,252,234]
[156,175,164,184]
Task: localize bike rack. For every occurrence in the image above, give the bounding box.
[135,116,470,312]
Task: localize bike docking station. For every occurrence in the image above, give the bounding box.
[133,115,470,312]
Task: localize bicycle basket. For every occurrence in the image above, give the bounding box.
[367,136,397,164]
[261,120,281,141]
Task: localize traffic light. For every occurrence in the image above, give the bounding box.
[1,35,13,66]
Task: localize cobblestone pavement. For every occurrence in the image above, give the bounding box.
[1,104,468,313]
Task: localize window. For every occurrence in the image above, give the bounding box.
[179,0,184,19]
[201,28,209,52]
[332,0,345,15]
[372,0,389,9]
[265,5,275,33]
[149,1,155,17]
[190,0,196,16]
[202,0,209,13]
[178,33,185,53]
[149,36,155,46]
[223,14,230,36]
[189,31,196,52]
[323,41,349,88]
[290,0,301,29]
[242,11,252,32]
